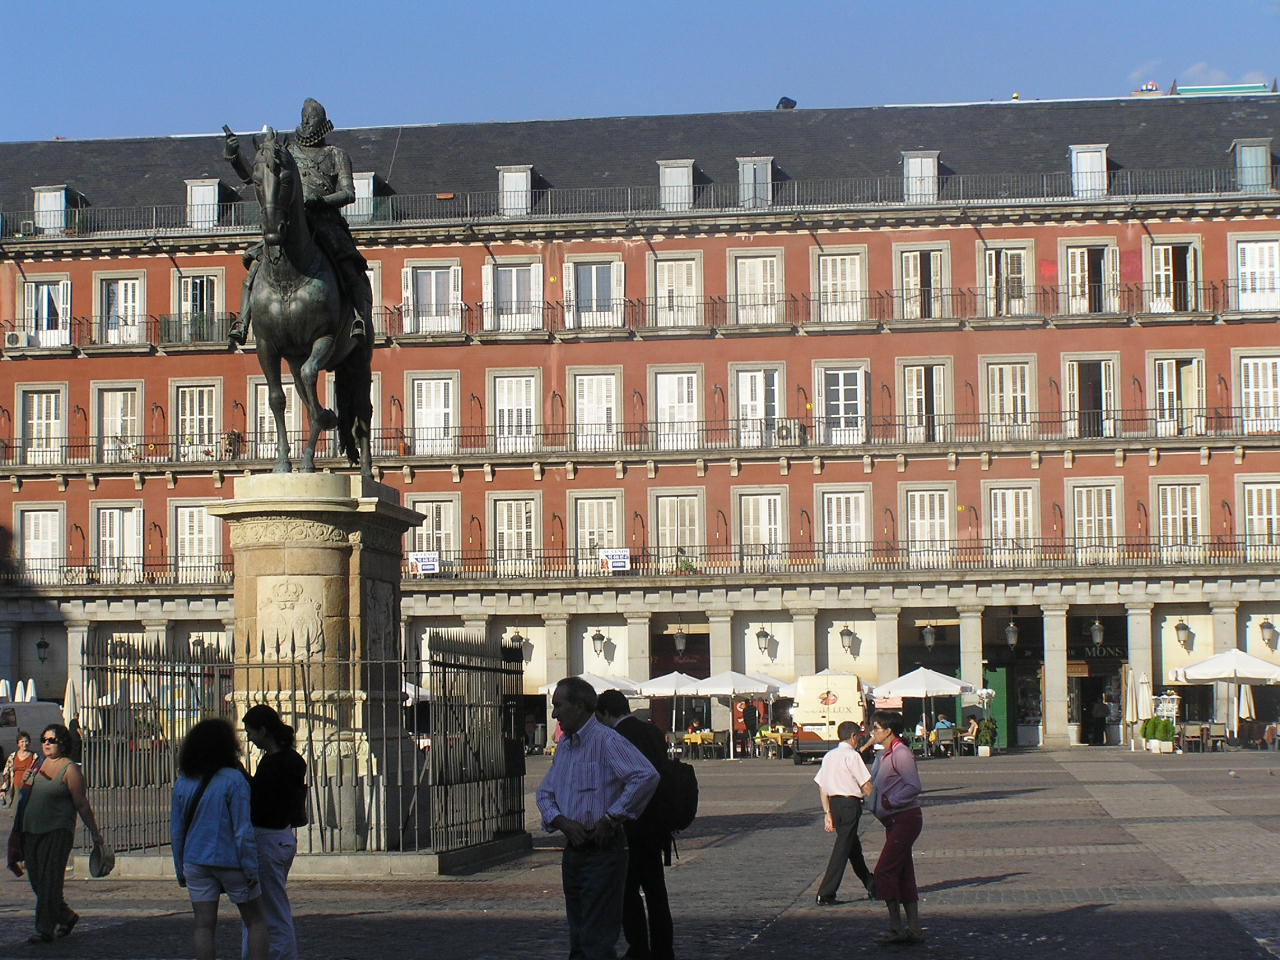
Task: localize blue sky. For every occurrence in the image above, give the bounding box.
[6,0,1278,142]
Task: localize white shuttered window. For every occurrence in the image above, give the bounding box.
[822,490,867,570]
[1236,240,1280,311]
[739,493,782,571]
[21,509,60,584]
[655,372,698,450]
[494,375,537,454]
[573,373,617,452]
[1240,356,1280,433]
[22,389,61,466]
[906,489,950,569]
[818,253,864,323]
[656,494,699,571]
[412,378,455,454]
[1243,482,1280,562]
[734,256,780,324]
[653,259,698,327]
[99,388,140,464]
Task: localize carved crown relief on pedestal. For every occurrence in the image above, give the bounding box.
[257,576,326,661]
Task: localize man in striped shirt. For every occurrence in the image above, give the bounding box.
[538,677,661,960]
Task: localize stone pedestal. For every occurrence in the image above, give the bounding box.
[208,474,424,852]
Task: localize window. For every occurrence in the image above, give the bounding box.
[346,172,375,223]
[185,179,220,229]
[1072,484,1118,563]
[573,372,618,452]
[739,492,783,571]
[95,504,143,583]
[1065,245,1120,314]
[493,497,537,575]
[984,248,1027,316]
[654,493,700,571]
[565,261,624,328]
[20,389,62,465]
[98,387,140,464]
[734,368,780,447]
[734,255,780,324]
[821,489,868,571]
[652,258,698,327]
[175,384,218,461]
[410,377,456,454]
[482,261,543,331]
[402,265,462,334]
[1152,357,1205,436]
[1234,139,1273,193]
[1243,482,1280,561]
[574,497,619,575]
[407,498,457,570]
[174,504,221,583]
[988,486,1034,567]
[1235,239,1280,311]
[19,508,60,585]
[1239,356,1280,433]
[816,253,864,323]
[817,366,867,445]
[1064,358,1117,438]
[985,362,1031,440]
[658,160,694,212]
[497,165,532,217]
[903,363,945,442]
[33,186,66,234]
[1069,145,1108,199]
[899,249,945,319]
[99,277,143,344]
[1149,244,1199,312]
[903,151,939,204]
[905,488,950,568]
[737,157,772,208]
[493,374,537,454]
[1156,482,1203,561]
[252,381,301,459]
[655,371,699,450]
[173,274,221,342]
[22,279,71,347]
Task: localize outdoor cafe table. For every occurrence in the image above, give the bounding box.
[684,730,714,758]
[755,729,792,758]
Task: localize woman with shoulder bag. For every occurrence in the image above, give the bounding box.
[867,710,925,946]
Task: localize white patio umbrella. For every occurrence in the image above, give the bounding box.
[63,678,80,720]
[688,671,780,758]
[402,679,431,703]
[13,680,26,702]
[24,679,38,702]
[637,671,699,696]
[0,678,11,701]
[872,667,975,699]
[1177,648,1280,684]
[537,673,642,695]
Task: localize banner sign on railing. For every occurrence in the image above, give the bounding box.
[599,547,631,572]
[408,551,441,575]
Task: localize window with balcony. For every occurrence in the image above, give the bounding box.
[95,503,143,583]
[988,485,1035,567]
[652,258,699,327]
[1235,239,1280,311]
[497,165,532,216]
[654,370,699,450]
[820,488,868,570]
[483,261,543,331]
[33,186,67,234]
[899,249,946,319]
[1065,245,1120,314]
[402,264,462,334]
[573,372,618,452]
[1064,358,1117,438]
[1239,355,1280,433]
[983,248,1028,316]
[658,159,694,212]
[22,279,71,347]
[1234,139,1273,193]
[252,380,301,459]
[733,255,781,324]
[410,376,456,455]
[99,276,143,344]
[18,507,61,585]
[1071,483,1119,562]
[175,383,218,461]
[654,492,701,572]
[1069,144,1108,199]
[985,362,1031,440]
[173,274,222,342]
[1149,244,1199,312]
[493,374,537,454]
[174,504,221,583]
[493,497,537,575]
[905,488,951,569]
[738,491,783,571]
[902,363,946,442]
[734,368,781,448]
[1156,482,1204,561]
[565,261,624,328]
[20,388,62,465]
[1242,481,1280,561]
[98,387,140,464]
[185,179,220,229]
[816,252,865,323]
[346,172,374,223]
[903,151,939,204]
[737,157,772,209]
[574,496,620,575]
[1152,357,1205,436]
[816,366,867,445]
[406,497,457,571]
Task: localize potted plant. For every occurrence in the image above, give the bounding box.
[976,718,998,757]
[1142,716,1177,753]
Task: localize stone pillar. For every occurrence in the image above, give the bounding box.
[791,609,817,678]
[1125,603,1154,747]
[142,619,172,658]
[1211,601,1239,723]
[207,474,424,852]
[708,613,734,675]
[872,607,900,687]
[542,616,569,732]
[626,614,651,684]
[957,605,985,707]
[64,621,90,732]
[1041,605,1069,748]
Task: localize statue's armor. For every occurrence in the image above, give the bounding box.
[288,142,367,274]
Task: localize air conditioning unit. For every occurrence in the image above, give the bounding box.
[4,330,34,349]
[19,220,34,236]
[774,418,806,447]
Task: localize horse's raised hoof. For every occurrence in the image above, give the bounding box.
[318,408,339,430]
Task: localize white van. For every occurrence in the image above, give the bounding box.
[0,701,66,762]
[791,673,865,764]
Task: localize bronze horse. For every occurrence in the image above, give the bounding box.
[248,128,372,477]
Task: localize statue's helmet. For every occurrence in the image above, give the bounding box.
[295,98,334,147]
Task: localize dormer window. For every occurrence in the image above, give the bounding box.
[1069,144,1108,199]
[347,172,375,223]
[32,185,67,234]
[658,159,694,212]
[185,179,221,229]
[497,164,532,217]
[737,157,772,209]
[902,151,939,204]
[1233,138,1273,192]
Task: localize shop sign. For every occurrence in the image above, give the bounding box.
[599,548,631,572]
[1069,644,1126,660]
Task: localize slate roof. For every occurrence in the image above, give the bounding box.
[0,95,1277,213]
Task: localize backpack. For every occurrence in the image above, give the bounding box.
[651,755,698,834]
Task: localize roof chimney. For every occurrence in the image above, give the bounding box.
[775,97,796,110]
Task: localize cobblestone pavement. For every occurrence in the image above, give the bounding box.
[2,748,1278,959]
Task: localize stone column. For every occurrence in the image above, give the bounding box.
[1041,604,1070,748]
[142,619,171,658]
[1211,601,1240,723]
[791,609,817,678]
[707,613,734,731]
[64,621,90,732]
[1125,603,1154,747]
[542,616,569,732]
[207,474,424,852]
[626,614,651,684]
[872,607,900,686]
[957,605,985,707]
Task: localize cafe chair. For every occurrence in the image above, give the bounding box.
[1206,722,1228,752]
[1180,723,1204,752]
[933,728,957,757]
[668,730,686,759]
[708,730,729,759]
[957,735,978,756]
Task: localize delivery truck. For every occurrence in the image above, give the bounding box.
[790,672,865,764]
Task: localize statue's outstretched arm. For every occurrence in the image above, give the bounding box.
[222,125,252,185]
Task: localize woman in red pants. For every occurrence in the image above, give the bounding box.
[868,711,924,945]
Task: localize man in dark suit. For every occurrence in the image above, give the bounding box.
[596,689,675,960]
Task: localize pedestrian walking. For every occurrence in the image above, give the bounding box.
[813,720,874,905]
[537,677,660,960]
[867,710,924,945]
[172,718,268,960]
[242,705,308,960]
[595,689,675,960]
[11,724,105,943]
[1,730,36,805]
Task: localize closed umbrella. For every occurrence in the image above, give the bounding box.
[64,678,80,721]
[13,680,26,702]
[0,678,11,700]
[1238,683,1257,738]
[1136,674,1154,720]
[24,679,38,702]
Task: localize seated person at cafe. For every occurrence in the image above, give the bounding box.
[687,718,703,734]
[961,714,980,746]
[932,714,956,755]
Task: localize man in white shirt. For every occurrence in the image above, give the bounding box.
[537,677,661,960]
[813,720,874,905]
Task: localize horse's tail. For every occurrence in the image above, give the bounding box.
[335,342,372,467]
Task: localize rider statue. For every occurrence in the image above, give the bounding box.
[223,98,371,346]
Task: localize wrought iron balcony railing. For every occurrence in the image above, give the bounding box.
[2,556,234,586]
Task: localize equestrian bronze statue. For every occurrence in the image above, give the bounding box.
[222,100,374,478]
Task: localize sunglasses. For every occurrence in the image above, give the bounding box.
[41,737,59,744]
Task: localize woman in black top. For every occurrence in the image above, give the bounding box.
[242,705,307,960]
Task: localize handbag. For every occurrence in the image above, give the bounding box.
[6,757,43,877]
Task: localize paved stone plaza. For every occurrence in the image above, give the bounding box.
[2,748,1278,959]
